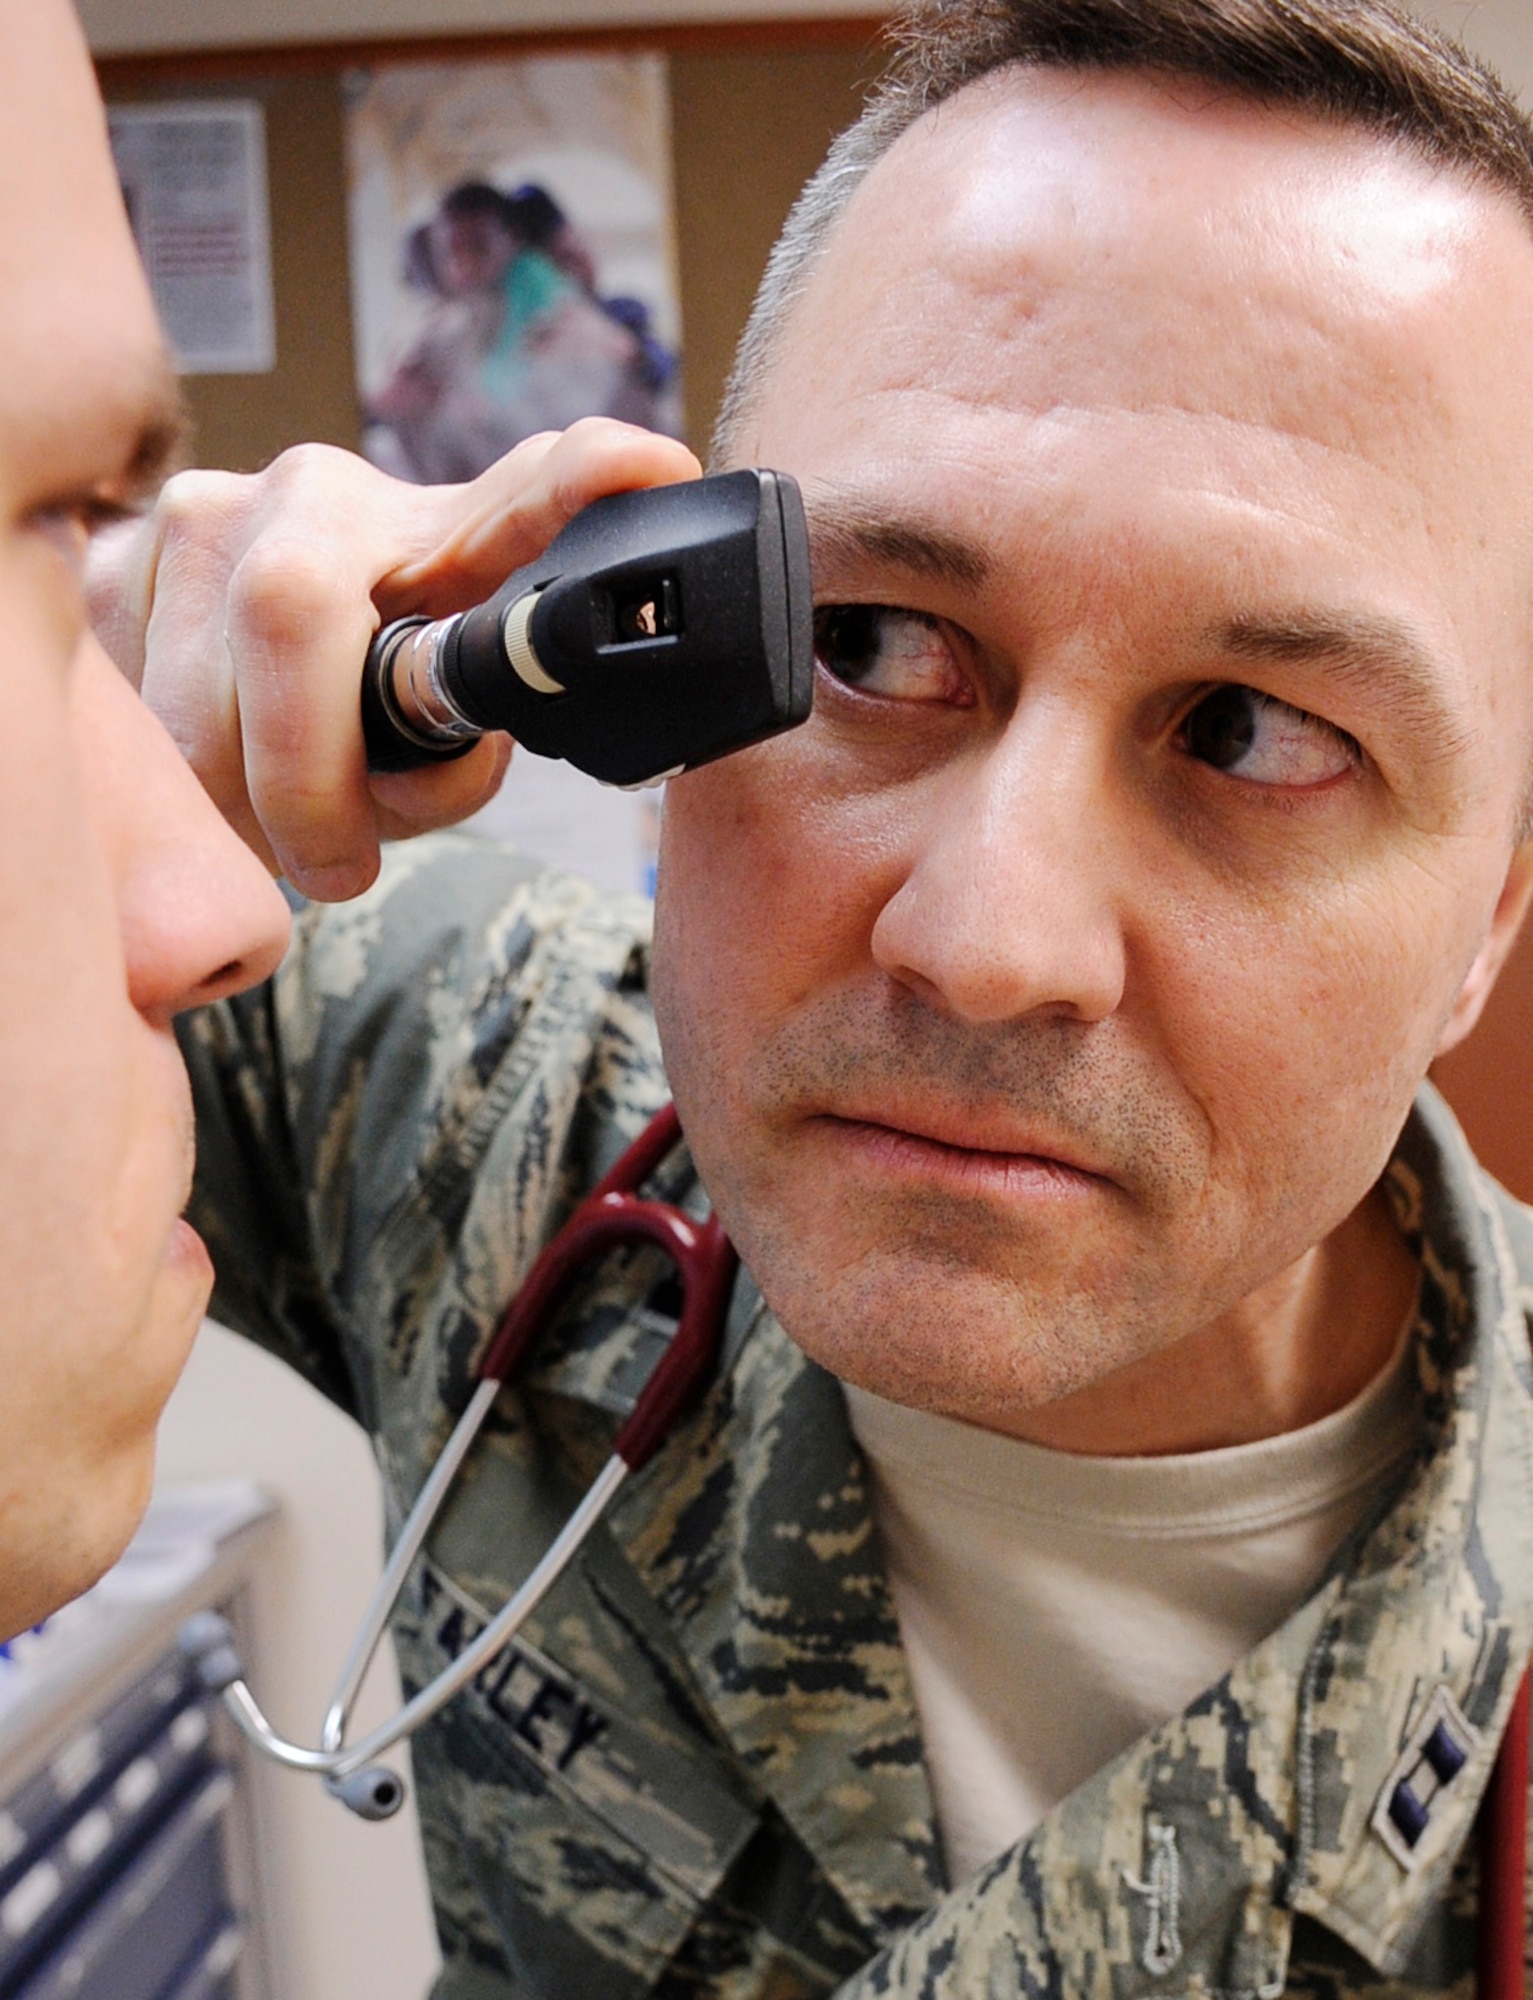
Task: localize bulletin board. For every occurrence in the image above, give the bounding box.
[95,23,885,471]
[97,21,882,899]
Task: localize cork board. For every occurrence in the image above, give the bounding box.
[97,29,882,470]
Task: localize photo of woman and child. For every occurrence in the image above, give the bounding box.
[349,57,684,487]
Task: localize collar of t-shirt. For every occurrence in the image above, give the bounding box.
[844,1324,1420,1887]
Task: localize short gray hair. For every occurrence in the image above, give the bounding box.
[712,0,1533,460]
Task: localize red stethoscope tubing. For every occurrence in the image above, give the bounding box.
[1478,1666,1530,2000]
[477,1101,737,1470]
[190,1101,739,1816]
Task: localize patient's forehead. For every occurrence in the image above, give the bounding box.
[779,69,1533,453]
[0,1,168,524]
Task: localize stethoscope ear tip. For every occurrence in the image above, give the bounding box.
[324,1766,408,1821]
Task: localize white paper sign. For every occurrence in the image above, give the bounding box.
[107,101,276,375]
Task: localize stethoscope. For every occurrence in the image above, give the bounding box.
[178,1102,736,1822]
[177,1105,1531,2000]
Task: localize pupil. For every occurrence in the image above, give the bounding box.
[1187,685,1257,770]
[814,605,882,684]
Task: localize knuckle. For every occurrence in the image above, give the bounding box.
[226,538,347,656]
[153,468,251,559]
[552,415,636,478]
[260,439,357,495]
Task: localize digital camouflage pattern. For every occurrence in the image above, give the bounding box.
[178,832,1533,2000]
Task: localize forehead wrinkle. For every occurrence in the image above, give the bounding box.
[806,489,992,594]
[1218,610,1475,763]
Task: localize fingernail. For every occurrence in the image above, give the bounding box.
[292,861,369,902]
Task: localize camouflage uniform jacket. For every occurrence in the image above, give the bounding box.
[179,834,1533,2000]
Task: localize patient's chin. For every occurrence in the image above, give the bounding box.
[0,1440,156,1642]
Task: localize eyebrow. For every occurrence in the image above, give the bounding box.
[805,492,992,594]
[796,500,1473,763]
[111,355,191,509]
[1216,610,1472,758]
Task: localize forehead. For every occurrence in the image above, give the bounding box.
[744,71,1533,774]
[0,0,170,510]
[756,70,1533,538]
[441,209,511,242]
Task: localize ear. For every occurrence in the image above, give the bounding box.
[1435,842,1533,1058]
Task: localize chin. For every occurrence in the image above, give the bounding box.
[757,1240,1168,1425]
[0,1439,156,1642]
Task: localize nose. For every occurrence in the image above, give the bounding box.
[78,643,291,1025]
[870,700,1128,1025]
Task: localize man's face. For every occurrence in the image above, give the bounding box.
[655,72,1533,1433]
[0,0,289,1633]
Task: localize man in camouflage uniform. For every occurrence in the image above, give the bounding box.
[182,840,1533,1999]
[97,0,1533,1994]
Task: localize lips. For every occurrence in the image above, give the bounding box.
[813,1104,1120,1189]
[165,1213,214,1284]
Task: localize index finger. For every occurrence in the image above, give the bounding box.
[379,418,703,617]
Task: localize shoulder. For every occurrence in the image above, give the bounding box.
[281,829,651,1009]
[276,830,654,1108]
[276,831,664,1292]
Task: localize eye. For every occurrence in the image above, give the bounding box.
[813,604,971,706]
[1181,684,1359,787]
[25,498,134,585]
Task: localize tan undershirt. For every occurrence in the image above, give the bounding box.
[845,1325,1420,1885]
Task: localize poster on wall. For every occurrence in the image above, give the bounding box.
[345,54,683,484]
[107,101,276,375]
[344,54,684,896]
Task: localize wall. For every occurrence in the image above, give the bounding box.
[101,71,360,470]
[99,37,879,468]
[1364,0,1533,1197]
[155,1328,441,2000]
[81,0,883,55]
[1404,1,1533,1200]
[1413,0,1533,85]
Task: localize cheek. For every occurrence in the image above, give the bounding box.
[654,735,903,1219]
[1141,852,1488,1221]
[658,735,901,1032]
[0,589,203,1620]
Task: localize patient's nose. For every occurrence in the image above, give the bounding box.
[79,642,291,1024]
[872,702,1127,1026]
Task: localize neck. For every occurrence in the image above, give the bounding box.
[1004,1185,1419,1456]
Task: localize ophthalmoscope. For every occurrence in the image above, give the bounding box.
[361,469,814,787]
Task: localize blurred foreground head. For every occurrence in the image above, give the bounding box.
[0,0,288,1635]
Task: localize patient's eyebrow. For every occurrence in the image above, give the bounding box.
[805,493,992,594]
[1216,610,1471,757]
[110,354,191,509]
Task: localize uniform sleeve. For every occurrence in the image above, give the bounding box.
[178,971,357,1411]
[177,832,656,1429]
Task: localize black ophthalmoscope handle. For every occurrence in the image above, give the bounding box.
[360,468,814,791]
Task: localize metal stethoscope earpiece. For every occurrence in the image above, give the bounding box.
[177,1106,735,1821]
